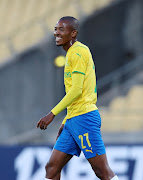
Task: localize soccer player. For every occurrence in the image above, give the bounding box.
[37,16,119,180]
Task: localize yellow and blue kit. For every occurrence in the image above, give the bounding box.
[52,41,105,159]
[52,41,98,122]
[54,110,106,159]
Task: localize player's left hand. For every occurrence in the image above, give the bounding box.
[56,124,64,140]
[37,111,55,130]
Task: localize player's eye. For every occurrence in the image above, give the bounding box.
[59,28,64,31]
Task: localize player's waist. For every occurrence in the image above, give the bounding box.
[67,103,98,119]
[67,100,97,109]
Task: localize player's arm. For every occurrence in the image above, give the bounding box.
[51,72,84,116]
[51,48,87,120]
[37,72,84,130]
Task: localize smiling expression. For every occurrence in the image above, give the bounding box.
[54,20,77,51]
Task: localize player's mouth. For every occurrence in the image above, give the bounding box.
[55,37,62,43]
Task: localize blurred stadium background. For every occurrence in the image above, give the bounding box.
[0,0,143,180]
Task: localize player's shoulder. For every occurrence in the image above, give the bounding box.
[73,41,89,52]
[71,42,90,59]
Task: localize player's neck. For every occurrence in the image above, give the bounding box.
[63,39,77,52]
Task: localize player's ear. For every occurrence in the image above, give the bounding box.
[71,30,78,38]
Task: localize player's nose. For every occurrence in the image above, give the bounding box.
[54,29,60,36]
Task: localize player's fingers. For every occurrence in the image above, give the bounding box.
[37,119,41,128]
[40,121,45,130]
[44,123,48,130]
[59,126,64,135]
[56,131,61,140]
[56,125,64,140]
[41,121,47,130]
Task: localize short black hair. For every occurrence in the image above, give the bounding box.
[59,16,79,31]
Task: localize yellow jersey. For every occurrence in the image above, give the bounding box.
[64,41,98,119]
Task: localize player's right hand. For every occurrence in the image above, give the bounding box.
[56,124,64,140]
[37,111,55,130]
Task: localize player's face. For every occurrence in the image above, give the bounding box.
[54,20,74,46]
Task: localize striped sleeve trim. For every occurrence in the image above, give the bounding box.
[72,71,85,75]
